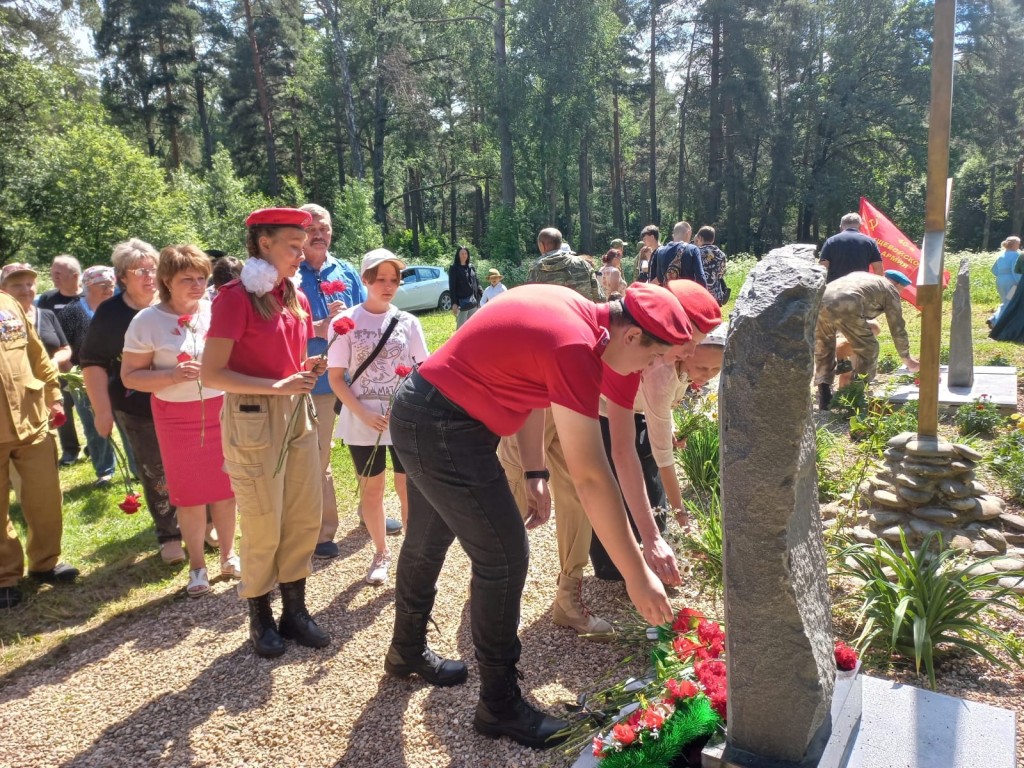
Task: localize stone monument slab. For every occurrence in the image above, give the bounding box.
[718,254,835,765]
[947,258,974,388]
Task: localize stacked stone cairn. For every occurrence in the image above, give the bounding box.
[833,431,1024,594]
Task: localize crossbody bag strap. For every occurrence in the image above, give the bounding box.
[349,314,399,385]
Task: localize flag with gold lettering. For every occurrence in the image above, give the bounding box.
[859,197,949,308]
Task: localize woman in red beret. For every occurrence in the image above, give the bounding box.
[201,207,330,658]
[382,282,689,749]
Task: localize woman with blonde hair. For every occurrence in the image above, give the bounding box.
[121,245,238,598]
[990,236,1022,325]
[201,208,329,657]
[80,239,183,562]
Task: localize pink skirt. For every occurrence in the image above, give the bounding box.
[151,395,234,507]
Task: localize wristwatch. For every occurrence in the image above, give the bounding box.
[524,469,550,481]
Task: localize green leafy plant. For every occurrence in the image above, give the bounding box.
[829,380,868,417]
[954,395,1002,437]
[675,494,723,597]
[984,353,1012,367]
[989,415,1024,503]
[877,354,901,374]
[849,400,918,454]
[677,422,719,499]
[835,530,1024,690]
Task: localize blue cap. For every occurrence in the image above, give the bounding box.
[884,270,912,287]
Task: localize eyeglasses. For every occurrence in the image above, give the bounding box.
[129,268,157,278]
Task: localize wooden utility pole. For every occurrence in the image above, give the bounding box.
[917,0,956,438]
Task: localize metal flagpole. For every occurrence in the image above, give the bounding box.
[916,0,956,438]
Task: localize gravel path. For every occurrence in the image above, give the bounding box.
[1,500,1021,767]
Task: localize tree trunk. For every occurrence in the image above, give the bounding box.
[579,129,593,254]
[450,174,458,246]
[157,31,181,170]
[319,0,364,179]
[676,25,697,219]
[648,0,659,225]
[612,85,624,233]
[494,0,516,208]
[1013,156,1024,235]
[241,0,279,195]
[292,96,304,185]
[706,11,723,223]
[983,163,996,250]
[371,69,387,228]
[473,183,485,244]
[191,45,214,170]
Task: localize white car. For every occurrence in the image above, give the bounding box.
[393,265,453,312]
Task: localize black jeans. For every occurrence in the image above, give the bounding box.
[589,413,667,580]
[58,389,80,455]
[390,372,526,668]
[114,410,180,544]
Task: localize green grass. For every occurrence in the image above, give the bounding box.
[0,309,457,673]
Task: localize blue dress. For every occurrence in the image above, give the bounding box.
[990,249,1021,322]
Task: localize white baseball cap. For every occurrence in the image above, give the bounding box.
[360,248,406,276]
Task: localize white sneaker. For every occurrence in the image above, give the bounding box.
[365,552,391,585]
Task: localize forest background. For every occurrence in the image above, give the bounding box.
[1,0,1023,272]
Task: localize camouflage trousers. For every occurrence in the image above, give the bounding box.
[814,306,880,385]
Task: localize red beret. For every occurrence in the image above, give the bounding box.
[623,283,692,346]
[244,207,312,229]
[665,280,723,334]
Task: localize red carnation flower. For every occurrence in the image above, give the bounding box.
[673,636,703,662]
[50,410,67,429]
[332,317,356,336]
[697,619,725,647]
[834,641,859,671]
[177,315,192,328]
[672,607,705,632]
[119,493,142,514]
[176,352,192,363]
[611,722,636,746]
[592,736,606,758]
[665,678,699,702]
[640,707,665,731]
[395,364,413,378]
[707,687,728,720]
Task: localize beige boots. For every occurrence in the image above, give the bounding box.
[551,573,614,640]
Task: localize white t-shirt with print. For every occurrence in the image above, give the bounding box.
[123,300,224,402]
[327,304,429,446]
[480,282,508,306]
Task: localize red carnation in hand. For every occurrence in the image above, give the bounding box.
[177,352,193,363]
[611,722,637,746]
[50,410,67,429]
[665,678,699,702]
[395,364,413,378]
[119,493,142,514]
[177,315,192,328]
[834,641,859,671]
[326,280,348,295]
[672,607,705,632]
[332,317,356,336]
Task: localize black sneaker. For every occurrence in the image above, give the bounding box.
[313,541,340,560]
[358,513,403,536]
[28,562,79,584]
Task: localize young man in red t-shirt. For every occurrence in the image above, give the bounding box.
[383,283,691,749]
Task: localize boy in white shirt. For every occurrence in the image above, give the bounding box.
[479,268,508,307]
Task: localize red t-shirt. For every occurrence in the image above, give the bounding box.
[208,280,314,380]
[601,366,642,410]
[420,284,634,436]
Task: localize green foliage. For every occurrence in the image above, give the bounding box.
[835,530,1024,690]
[954,396,1003,437]
[332,180,383,263]
[19,123,194,263]
[595,696,720,768]
[989,418,1024,504]
[173,148,272,255]
[985,353,1012,367]
[677,422,719,499]
[677,494,723,598]
[849,400,918,452]
[830,380,868,417]
[484,203,529,266]
[383,228,452,265]
[877,355,901,374]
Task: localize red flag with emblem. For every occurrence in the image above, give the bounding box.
[859,197,950,309]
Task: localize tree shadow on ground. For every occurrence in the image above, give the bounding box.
[57,640,274,768]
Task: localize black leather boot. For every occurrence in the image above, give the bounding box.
[817,383,833,411]
[473,664,569,749]
[384,610,467,686]
[278,579,330,648]
[248,594,285,658]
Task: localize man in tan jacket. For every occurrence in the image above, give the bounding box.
[0,289,76,609]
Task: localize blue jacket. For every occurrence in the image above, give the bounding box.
[299,255,366,395]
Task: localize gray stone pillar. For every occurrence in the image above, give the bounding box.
[719,252,835,766]
[947,258,974,388]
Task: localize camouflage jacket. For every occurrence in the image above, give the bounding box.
[526,250,605,302]
[820,272,911,359]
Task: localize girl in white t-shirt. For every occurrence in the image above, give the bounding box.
[121,245,238,599]
[327,249,429,586]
